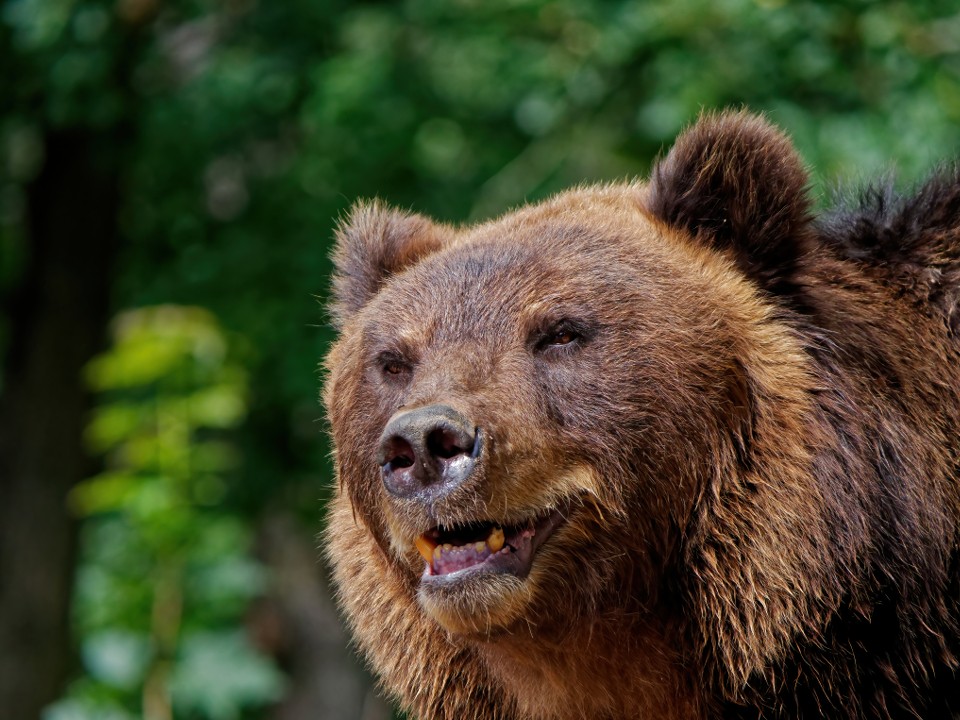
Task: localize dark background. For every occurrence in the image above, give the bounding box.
[2,0,960,718]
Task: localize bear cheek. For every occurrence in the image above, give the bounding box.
[534,340,728,525]
[531,348,653,473]
[326,346,401,534]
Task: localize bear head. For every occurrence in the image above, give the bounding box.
[323,111,839,715]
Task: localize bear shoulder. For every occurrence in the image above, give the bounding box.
[817,171,960,334]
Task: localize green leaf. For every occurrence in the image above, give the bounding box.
[171,631,285,720]
[42,697,134,720]
[187,385,247,428]
[69,472,141,517]
[84,404,146,453]
[81,631,151,691]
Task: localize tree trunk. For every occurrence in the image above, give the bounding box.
[0,129,122,719]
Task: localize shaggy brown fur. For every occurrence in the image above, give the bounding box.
[323,110,960,719]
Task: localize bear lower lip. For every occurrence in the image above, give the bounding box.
[416,508,568,584]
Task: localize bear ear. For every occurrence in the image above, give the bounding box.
[646,110,814,295]
[330,200,453,326]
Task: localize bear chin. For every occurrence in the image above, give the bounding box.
[416,569,533,636]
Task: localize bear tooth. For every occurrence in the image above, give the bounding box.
[474,541,486,553]
[415,535,436,564]
[488,527,505,553]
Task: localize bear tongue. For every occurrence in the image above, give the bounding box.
[415,526,513,575]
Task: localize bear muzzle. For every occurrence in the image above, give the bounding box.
[377,404,483,502]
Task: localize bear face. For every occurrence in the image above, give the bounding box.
[328,183,810,633]
[324,112,960,719]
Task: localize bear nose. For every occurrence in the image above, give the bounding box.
[377,405,481,500]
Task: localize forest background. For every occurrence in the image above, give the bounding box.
[3,0,960,718]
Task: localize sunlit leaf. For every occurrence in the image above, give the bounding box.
[84,335,190,390]
[187,385,247,428]
[85,306,231,391]
[42,697,134,720]
[171,631,285,720]
[69,472,142,517]
[81,631,151,691]
[192,552,267,606]
[84,404,147,454]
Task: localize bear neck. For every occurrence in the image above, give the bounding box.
[470,600,709,720]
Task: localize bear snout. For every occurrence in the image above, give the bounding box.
[377,404,483,501]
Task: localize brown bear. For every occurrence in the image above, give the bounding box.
[322,111,960,719]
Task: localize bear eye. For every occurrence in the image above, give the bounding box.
[548,328,577,346]
[534,319,589,353]
[377,352,412,378]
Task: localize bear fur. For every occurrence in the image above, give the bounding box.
[322,111,960,719]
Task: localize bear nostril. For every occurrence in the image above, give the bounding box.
[389,454,414,469]
[426,427,470,460]
[382,437,416,469]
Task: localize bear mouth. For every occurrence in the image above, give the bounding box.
[414,506,568,585]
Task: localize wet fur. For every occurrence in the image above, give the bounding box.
[323,111,960,719]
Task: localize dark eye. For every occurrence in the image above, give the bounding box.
[535,319,589,353]
[383,360,406,375]
[547,328,578,346]
[377,352,411,378]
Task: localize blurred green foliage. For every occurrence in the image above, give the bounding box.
[2,0,960,716]
[48,307,282,719]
